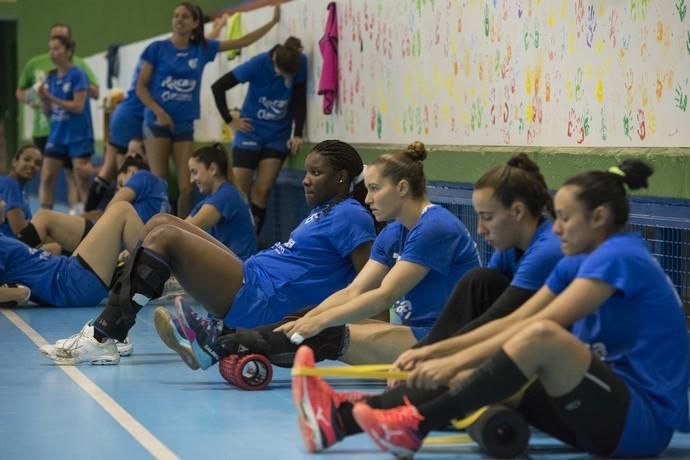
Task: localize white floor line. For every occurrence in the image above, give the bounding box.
[1,309,179,460]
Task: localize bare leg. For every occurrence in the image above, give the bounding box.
[141,213,231,254]
[144,137,172,179]
[172,140,194,217]
[72,201,144,286]
[232,167,254,199]
[99,144,120,183]
[71,157,92,204]
[250,158,283,208]
[31,210,87,252]
[341,320,418,364]
[38,157,63,209]
[141,224,244,317]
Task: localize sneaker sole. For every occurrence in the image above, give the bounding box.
[117,347,133,357]
[351,406,416,458]
[292,373,322,453]
[53,355,120,365]
[153,307,200,370]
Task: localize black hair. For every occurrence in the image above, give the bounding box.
[177,2,207,47]
[274,37,303,75]
[371,141,428,199]
[192,143,229,179]
[310,140,367,204]
[117,154,150,175]
[15,144,40,161]
[50,35,76,59]
[563,159,653,230]
[475,153,554,218]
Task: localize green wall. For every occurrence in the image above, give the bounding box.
[15,0,244,71]
[284,144,690,199]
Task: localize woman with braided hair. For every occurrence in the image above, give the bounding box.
[45,140,376,365]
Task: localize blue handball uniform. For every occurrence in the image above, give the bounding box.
[123,170,171,223]
[546,233,690,457]
[0,235,107,307]
[0,176,32,237]
[141,39,220,135]
[371,205,481,339]
[231,51,307,152]
[189,182,257,260]
[488,219,564,290]
[224,198,376,328]
[108,60,146,150]
[44,66,94,158]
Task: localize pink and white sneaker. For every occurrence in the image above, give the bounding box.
[291,346,345,453]
[352,397,425,459]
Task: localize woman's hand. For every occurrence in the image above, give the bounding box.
[393,346,433,372]
[38,83,51,101]
[287,136,303,155]
[274,316,325,344]
[154,109,174,130]
[230,117,253,133]
[406,355,461,390]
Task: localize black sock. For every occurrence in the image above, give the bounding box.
[416,349,528,435]
[338,402,362,436]
[84,176,111,211]
[250,203,266,235]
[366,383,448,410]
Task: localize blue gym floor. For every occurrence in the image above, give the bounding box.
[2,301,690,459]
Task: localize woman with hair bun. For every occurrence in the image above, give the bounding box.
[212,36,308,235]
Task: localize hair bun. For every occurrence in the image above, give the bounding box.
[618,159,654,191]
[284,36,303,51]
[506,153,538,172]
[404,141,427,162]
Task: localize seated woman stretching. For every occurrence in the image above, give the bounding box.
[44,140,377,366]
[164,141,481,370]
[292,159,690,458]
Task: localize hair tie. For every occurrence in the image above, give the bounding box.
[608,166,626,178]
[349,165,367,192]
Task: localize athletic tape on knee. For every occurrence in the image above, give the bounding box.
[16,222,41,247]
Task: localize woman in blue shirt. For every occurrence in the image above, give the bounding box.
[46,140,377,366]
[137,3,279,217]
[294,160,690,458]
[186,143,256,259]
[171,142,481,371]
[393,154,563,368]
[211,36,307,235]
[0,145,42,238]
[38,36,94,211]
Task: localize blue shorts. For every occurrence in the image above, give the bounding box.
[612,384,674,457]
[223,262,275,329]
[109,104,144,152]
[143,121,194,142]
[58,256,109,307]
[44,139,94,159]
[232,131,289,155]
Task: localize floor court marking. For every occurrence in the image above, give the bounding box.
[1,308,179,460]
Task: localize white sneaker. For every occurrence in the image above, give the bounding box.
[52,330,120,365]
[40,321,133,358]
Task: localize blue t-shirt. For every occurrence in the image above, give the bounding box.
[240,198,376,321]
[232,50,308,146]
[46,66,93,145]
[488,219,563,290]
[0,235,106,307]
[0,176,32,237]
[189,182,256,260]
[371,205,481,335]
[546,233,690,436]
[118,59,145,113]
[123,170,171,223]
[141,39,220,124]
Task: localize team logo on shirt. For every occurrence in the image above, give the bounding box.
[160,76,196,102]
[62,82,71,93]
[272,238,295,255]
[256,96,288,121]
[393,299,412,320]
[188,58,198,69]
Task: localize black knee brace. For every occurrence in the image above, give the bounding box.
[84,176,111,211]
[96,244,171,339]
[217,324,350,368]
[16,222,41,247]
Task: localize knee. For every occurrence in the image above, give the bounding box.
[142,224,178,252]
[72,162,91,178]
[145,213,176,230]
[513,320,566,349]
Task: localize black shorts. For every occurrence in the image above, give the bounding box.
[516,355,630,456]
[232,147,288,170]
[33,136,74,169]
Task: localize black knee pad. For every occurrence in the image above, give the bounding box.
[304,325,350,363]
[110,244,171,330]
[85,176,112,212]
[16,222,41,247]
[218,328,272,357]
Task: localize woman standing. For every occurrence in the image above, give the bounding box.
[137,3,280,217]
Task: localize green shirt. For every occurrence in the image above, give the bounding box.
[17,54,99,138]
